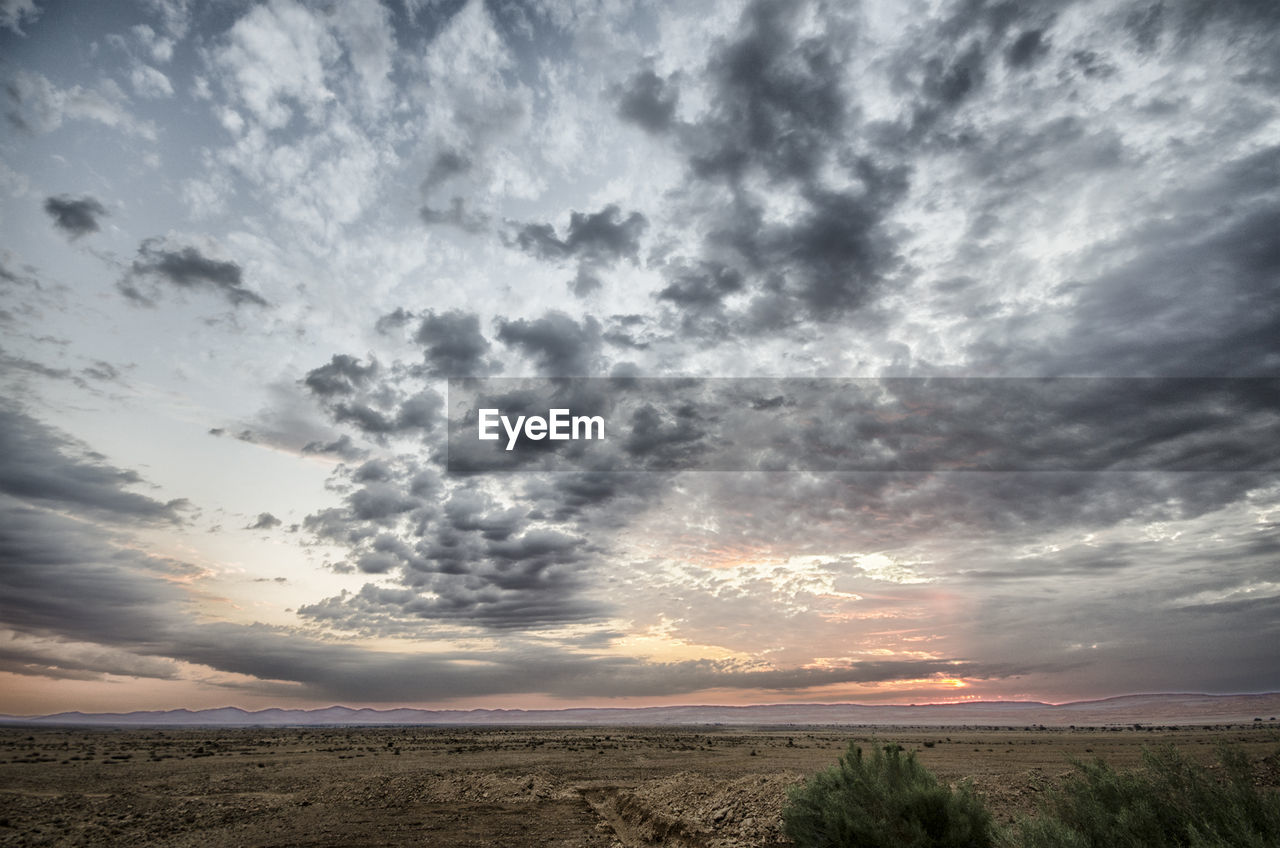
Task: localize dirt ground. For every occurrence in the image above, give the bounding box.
[1,724,1277,846]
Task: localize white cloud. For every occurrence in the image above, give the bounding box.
[131,23,176,64]
[213,0,339,130]
[328,0,397,118]
[130,64,174,99]
[4,71,157,140]
[140,0,192,40]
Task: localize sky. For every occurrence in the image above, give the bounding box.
[0,0,1277,715]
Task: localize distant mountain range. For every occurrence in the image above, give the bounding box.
[4,693,1279,727]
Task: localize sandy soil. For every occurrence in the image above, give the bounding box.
[1,725,1277,846]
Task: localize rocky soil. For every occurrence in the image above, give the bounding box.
[1,725,1275,846]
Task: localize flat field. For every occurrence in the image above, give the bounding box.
[1,724,1277,847]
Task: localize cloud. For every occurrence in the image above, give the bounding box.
[414,309,497,377]
[129,64,174,99]
[509,205,647,299]
[0,404,187,523]
[603,0,912,335]
[0,640,180,683]
[4,71,156,139]
[301,434,366,460]
[121,237,267,307]
[513,204,648,264]
[1006,29,1050,67]
[616,68,679,134]
[211,0,339,130]
[0,0,39,35]
[300,353,442,439]
[971,144,1280,376]
[302,354,378,397]
[43,194,107,239]
[247,512,282,530]
[496,311,602,376]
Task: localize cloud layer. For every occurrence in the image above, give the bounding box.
[1,0,1277,711]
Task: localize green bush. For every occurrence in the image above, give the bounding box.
[1010,745,1280,848]
[782,742,995,848]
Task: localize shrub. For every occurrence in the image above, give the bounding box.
[782,742,995,848]
[1010,744,1280,848]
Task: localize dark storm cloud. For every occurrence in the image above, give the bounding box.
[151,617,1027,702]
[351,458,394,483]
[622,402,712,467]
[299,530,601,631]
[43,194,107,239]
[622,0,915,333]
[522,472,668,523]
[302,456,442,546]
[449,378,1279,473]
[303,354,379,397]
[247,512,282,530]
[496,311,602,376]
[686,0,850,183]
[0,644,178,683]
[656,262,744,311]
[972,144,1280,376]
[0,405,186,522]
[414,309,496,377]
[298,472,610,630]
[616,68,678,133]
[513,204,647,264]
[1006,29,1050,67]
[301,353,441,438]
[329,390,441,437]
[0,500,187,645]
[121,238,266,308]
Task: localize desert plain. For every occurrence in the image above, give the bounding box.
[1,722,1278,847]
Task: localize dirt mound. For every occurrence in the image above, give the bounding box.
[582,771,802,847]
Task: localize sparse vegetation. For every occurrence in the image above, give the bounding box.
[782,742,995,847]
[785,739,1280,848]
[1008,745,1280,848]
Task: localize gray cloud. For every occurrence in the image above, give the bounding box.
[43,194,107,239]
[1006,29,1050,67]
[247,512,281,530]
[303,354,379,397]
[496,311,602,376]
[969,145,1280,377]
[414,309,497,377]
[623,0,914,334]
[4,0,1279,710]
[301,434,366,460]
[301,354,441,439]
[0,500,189,646]
[0,404,186,522]
[616,68,679,134]
[122,238,267,308]
[513,204,647,264]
